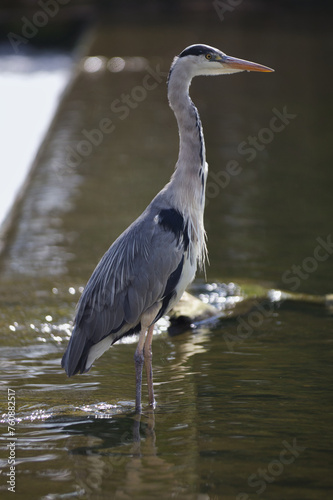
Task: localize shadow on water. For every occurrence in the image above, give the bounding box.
[1,6,333,500]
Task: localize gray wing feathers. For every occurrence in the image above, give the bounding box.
[62,203,184,374]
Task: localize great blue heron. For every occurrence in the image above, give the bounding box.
[62,44,273,412]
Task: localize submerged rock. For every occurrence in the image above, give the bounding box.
[169,282,333,335]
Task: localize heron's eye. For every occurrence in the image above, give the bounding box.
[205,53,212,60]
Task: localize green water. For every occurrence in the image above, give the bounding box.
[1,14,333,500]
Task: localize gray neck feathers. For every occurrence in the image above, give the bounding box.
[167,59,206,175]
[165,58,208,269]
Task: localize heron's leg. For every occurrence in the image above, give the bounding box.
[144,324,155,407]
[134,328,147,413]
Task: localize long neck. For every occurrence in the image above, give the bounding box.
[168,65,206,177]
[165,61,208,268]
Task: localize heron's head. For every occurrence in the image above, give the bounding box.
[173,44,274,78]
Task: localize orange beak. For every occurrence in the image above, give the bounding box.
[223,55,274,72]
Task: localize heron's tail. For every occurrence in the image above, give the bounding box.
[61,327,92,377]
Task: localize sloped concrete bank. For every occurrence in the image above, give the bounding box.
[0,28,94,261]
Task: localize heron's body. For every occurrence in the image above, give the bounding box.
[62,192,202,374]
[62,44,273,411]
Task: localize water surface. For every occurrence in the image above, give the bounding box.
[1,14,333,500]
